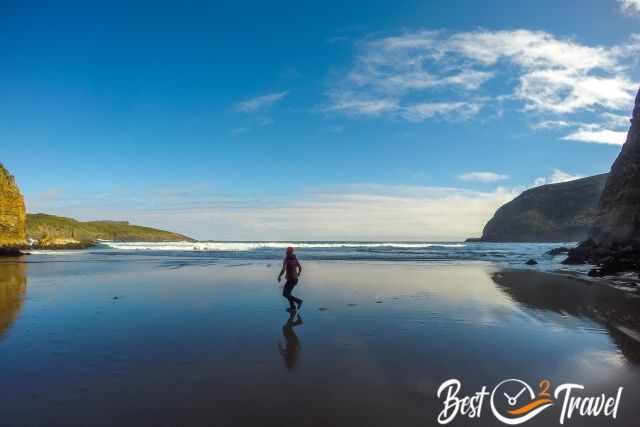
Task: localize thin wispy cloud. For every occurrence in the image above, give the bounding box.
[533,169,583,187]
[562,127,628,145]
[530,120,573,130]
[324,91,398,116]
[328,29,639,142]
[600,112,632,128]
[401,102,483,122]
[619,0,640,14]
[234,91,288,112]
[458,172,510,183]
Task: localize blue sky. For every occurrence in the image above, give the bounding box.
[2,0,640,240]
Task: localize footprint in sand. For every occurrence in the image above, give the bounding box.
[375,301,383,304]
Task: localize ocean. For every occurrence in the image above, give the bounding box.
[28,240,589,274]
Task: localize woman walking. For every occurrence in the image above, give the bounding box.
[278,246,303,312]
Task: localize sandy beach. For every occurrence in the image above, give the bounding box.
[1,254,639,426]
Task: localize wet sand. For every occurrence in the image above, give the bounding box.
[1,255,640,426]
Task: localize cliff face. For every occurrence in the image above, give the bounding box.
[590,87,640,245]
[564,87,640,274]
[475,174,608,242]
[0,164,26,248]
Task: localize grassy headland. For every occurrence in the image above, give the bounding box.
[26,213,193,248]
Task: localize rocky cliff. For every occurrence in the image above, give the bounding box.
[0,164,26,251]
[470,174,608,242]
[591,87,640,245]
[564,86,640,274]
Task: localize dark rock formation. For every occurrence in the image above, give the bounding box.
[0,247,23,256]
[591,88,640,245]
[0,164,26,253]
[564,86,640,275]
[545,247,569,256]
[471,174,608,242]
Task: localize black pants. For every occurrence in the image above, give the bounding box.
[282,279,302,309]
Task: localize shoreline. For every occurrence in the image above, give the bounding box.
[6,240,640,299]
[12,240,640,289]
[540,265,640,294]
[492,268,640,345]
[6,239,639,287]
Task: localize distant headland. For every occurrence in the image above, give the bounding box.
[0,163,192,254]
[466,174,608,243]
[26,213,194,249]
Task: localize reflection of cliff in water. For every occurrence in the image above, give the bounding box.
[0,261,27,339]
[492,270,640,364]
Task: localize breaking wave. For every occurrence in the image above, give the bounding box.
[97,241,467,251]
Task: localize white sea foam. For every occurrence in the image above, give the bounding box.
[98,241,467,251]
[26,250,90,255]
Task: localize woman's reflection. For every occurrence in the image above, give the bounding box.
[278,312,303,370]
[0,261,27,339]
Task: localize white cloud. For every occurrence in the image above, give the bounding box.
[325,91,399,116]
[600,112,632,128]
[516,69,633,114]
[562,128,628,145]
[533,177,546,187]
[234,91,288,112]
[531,120,573,129]
[549,169,583,183]
[325,92,482,121]
[619,0,640,14]
[401,102,482,122]
[533,169,583,187]
[328,29,639,141]
[442,30,617,73]
[457,172,510,183]
[27,184,518,241]
[349,68,494,93]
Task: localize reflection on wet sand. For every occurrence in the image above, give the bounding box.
[0,260,26,339]
[492,269,640,364]
[2,258,640,426]
[279,313,303,370]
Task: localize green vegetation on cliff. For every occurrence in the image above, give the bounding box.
[27,213,193,246]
